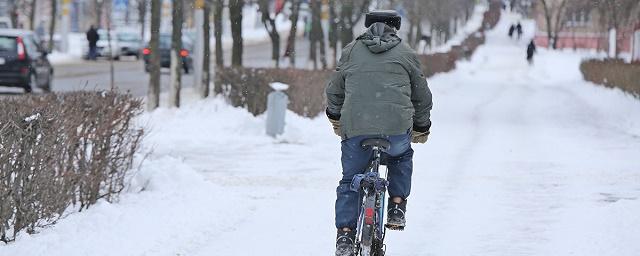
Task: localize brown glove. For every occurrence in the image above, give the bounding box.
[411,130,430,144]
[329,118,341,136]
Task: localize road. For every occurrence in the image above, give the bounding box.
[42,37,315,97]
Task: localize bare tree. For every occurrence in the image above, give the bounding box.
[258,0,281,68]
[309,0,327,70]
[137,0,147,41]
[170,0,184,107]
[95,0,104,27]
[8,0,21,28]
[229,0,244,66]
[339,0,371,45]
[213,0,224,67]
[202,0,211,97]
[284,0,302,67]
[29,0,37,30]
[589,0,640,55]
[148,0,162,111]
[328,0,339,66]
[48,0,57,52]
[539,0,569,49]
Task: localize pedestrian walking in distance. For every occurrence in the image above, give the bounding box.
[326,10,432,256]
[86,25,100,61]
[516,22,523,40]
[508,24,515,39]
[527,40,536,64]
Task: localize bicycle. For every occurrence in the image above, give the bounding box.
[350,138,392,256]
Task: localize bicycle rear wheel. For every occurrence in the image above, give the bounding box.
[360,193,376,255]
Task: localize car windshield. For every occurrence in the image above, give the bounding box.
[117,33,140,42]
[98,31,113,40]
[0,36,16,52]
[159,35,172,49]
[158,35,191,50]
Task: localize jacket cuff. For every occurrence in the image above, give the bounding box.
[326,108,341,121]
[413,122,431,133]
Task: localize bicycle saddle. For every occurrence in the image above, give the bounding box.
[361,138,391,151]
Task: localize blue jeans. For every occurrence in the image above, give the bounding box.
[335,132,414,229]
[88,45,97,60]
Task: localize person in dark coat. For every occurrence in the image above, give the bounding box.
[516,22,523,40]
[86,25,99,60]
[508,24,515,38]
[527,40,536,64]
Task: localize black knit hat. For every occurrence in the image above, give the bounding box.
[365,10,401,30]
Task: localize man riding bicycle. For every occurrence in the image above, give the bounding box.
[325,10,433,256]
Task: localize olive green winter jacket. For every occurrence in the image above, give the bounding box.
[325,23,433,138]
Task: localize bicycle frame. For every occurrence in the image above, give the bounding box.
[353,144,388,256]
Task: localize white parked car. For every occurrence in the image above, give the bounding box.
[0,17,13,29]
[95,30,121,59]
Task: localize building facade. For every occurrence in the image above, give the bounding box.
[531,0,640,61]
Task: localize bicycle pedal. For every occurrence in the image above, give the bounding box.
[385,224,405,231]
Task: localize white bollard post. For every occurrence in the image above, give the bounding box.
[609,28,617,58]
[266,82,289,137]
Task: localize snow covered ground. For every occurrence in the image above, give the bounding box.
[3,11,640,256]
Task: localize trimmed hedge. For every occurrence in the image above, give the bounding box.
[215,68,331,117]
[580,59,640,97]
[0,92,143,242]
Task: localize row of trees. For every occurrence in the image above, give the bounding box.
[144,0,478,110]
[538,0,640,49]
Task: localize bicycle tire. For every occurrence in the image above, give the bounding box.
[360,193,377,255]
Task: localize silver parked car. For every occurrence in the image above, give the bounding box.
[116,31,143,60]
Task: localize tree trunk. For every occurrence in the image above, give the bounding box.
[258,0,280,68]
[407,20,415,48]
[229,0,244,67]
[148,0,162,111]
[309,0,326,70]
[96,0,103,27]
[48,0,57,52]
[30,0,37,30]
[170,0,183,107]
[328,0,338,67]
[9,2,18,28]
[138,0,147,41]
[202,1,211,98]
[339,0,371,46]
[340,1,354,45]
[284,0,302,67]
[415,21,423,49]
[214,0,224,67]
[551,0,568,49]
[539,0,555,49]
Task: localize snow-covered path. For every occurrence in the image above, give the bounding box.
[3,12,640,256]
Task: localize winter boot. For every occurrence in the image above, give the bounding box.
[335,229,356,256]
[385,198,407,231]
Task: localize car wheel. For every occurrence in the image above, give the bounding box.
[41,81,52,93]
[23,73,37,93]
[114,55,120,61]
